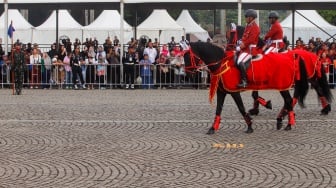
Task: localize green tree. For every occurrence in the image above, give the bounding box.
[318,10,336,25]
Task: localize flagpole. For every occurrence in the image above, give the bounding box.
[10,21,14,47]
[120,0,124,84]
[8,20,15,95]
[10,21,14,95]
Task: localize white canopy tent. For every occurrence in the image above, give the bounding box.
[136,9,185,44]
[280,10,336,43]
[0,9,33,44]
[33,9,83,45]
[82,10,133,44]
[176,10,210,42]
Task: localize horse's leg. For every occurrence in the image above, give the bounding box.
[279,90,295,131]
[207,89,227,135]
[249,91,260,115]
[248,91,272,116]
[292,79,331,115]
[231,92,253,133]
[276,106,287,130]
[310,79,331,115]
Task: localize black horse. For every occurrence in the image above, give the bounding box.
[227,24,332,116]
[184,41,309,134]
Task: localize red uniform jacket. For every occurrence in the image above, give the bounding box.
[264,21,284,49]
[320,57,332,73]
[293,45,306,50]
[241,20,260,55]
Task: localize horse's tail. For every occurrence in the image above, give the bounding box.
[318,65,333,103]
[295,57,309,107]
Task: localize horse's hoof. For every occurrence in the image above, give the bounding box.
[266,101,272,109]
[276,118,283,130]
[320,104,331,115]
[245,128,254,133]
[248,108,259,116]
[277,123,283,130]
[320,109,329,115]
[206,127,215,135]
[284,125,292,131]
[320,111,328,115]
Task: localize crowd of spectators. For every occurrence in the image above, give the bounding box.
[0,35,208,90]
[292,37,336,86]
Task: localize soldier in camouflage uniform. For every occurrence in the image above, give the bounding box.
[12,42,26,95]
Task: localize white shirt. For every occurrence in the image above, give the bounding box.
[179,39,190,50]
[30,54,41,64]
[143,47,157,63]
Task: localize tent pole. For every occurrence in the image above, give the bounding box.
[291,9,294,48]
[81,29,84,50]
[213,9,216,35]
[4,0,8,55]
[238,0,242,26]
[220,10,226,35]
[56,9,59,51]
[135,10,137,40]
[120,0,124,84]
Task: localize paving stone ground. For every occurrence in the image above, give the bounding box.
[0,88,335,188]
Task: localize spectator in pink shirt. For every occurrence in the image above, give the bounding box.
[160,44,170,57]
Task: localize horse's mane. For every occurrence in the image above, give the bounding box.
[189,42,225,61]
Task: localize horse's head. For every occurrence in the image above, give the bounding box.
[184,42,230,73]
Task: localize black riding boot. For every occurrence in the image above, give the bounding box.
[237,63,248,88]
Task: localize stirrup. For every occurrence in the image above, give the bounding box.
[237,81,248,88]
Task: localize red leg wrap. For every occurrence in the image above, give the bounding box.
[292,97,298,108]
[257,97,267,106]
[213,115,221,130]
[288,111,295,126]
[320,97,328,108]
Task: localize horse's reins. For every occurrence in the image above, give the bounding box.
[182,49,203,73]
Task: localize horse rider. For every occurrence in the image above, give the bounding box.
[236,9,260,88]
[263,11,285,54]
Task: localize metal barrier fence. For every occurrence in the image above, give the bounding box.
[327,64,336,89]
[2,63,335,90]
[0,63,210,89]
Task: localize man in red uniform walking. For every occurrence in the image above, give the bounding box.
[264,11,285,54]
[236,9,260,88]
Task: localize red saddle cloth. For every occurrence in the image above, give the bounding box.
[212,52,298,93]
[288,49,320,79]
